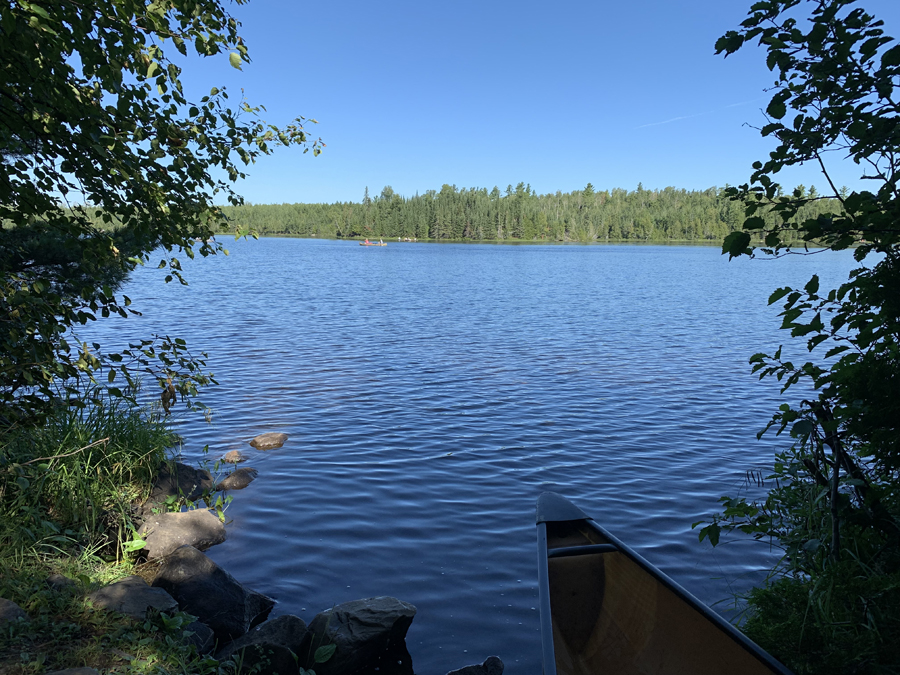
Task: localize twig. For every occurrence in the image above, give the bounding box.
[17,437,110,466]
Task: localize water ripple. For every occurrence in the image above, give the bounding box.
[84,239,857,674]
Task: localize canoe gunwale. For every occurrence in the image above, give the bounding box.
[536,520,558,675]
[535,492,794,675]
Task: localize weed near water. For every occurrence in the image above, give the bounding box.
[0,397,239,674]
[0,394,175,561]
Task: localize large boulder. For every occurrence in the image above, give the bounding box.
[446,656,504,675]
[0,598,26,623]
[249,433,288,450]
[151,545,274,643]
[215,467,259,491]
[306,597,416,675]
[87,576,177,620]
[138,509,227,559]
[215,615,311,675]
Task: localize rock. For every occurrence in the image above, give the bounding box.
[152,545,275,643]
[446,656,505,675]
[44,669,100,675]
[0,598,26,623]
[135,461,215,525]
[222,450,246,464]
[87,576,177,620]
[215,467,259,491]
[249,432,288,450]
[216,615,311,675]
[150,461,214,503]
[183,620,216,654]
[306,597,416,675]
[138,509,227,559]
[46,574,77,591]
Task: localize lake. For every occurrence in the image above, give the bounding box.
[86,238,858,673]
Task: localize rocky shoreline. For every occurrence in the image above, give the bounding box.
[0,432,504,675]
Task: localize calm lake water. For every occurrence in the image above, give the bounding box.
[87,238,857,673]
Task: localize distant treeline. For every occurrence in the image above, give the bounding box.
[217,182,841,243]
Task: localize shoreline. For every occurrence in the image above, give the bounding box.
[0,426,492,675]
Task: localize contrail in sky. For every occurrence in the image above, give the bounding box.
[634,98,763,129]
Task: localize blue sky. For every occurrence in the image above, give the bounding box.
[178,0,899,204]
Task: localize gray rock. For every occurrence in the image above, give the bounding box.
[446,656,505,675]
[46,574,77,591]
[306,597,416,675]
[87,576,177,620]
[183,620,216,654]
[249,432,288,450]
[216,615,311,675]
[149,461,214,504]
[152,545,274,643]
[0,597,26,623]
[44,669,100,675]
[215,467,259,491]
[222,450,246,464]
[138,509,227,559]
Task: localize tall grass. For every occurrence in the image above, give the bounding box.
[0,394,176,563]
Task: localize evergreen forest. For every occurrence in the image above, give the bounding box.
[217,182,842,243]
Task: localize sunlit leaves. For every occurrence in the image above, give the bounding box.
[0,0,322,422]
[704,12,900,664]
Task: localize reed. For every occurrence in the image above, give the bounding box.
[0,392,175,563]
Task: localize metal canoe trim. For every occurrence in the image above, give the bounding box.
[536,491,592,524]
[536,520,557,675]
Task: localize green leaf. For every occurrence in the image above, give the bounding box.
[766,96,787,120]
[790,419,814,438]
[804,274,819,295]
[229,52,243,70]
[314,644,336,663]
[715,31,744,55]
[122,538,146,552]
[722,231,752,259]
[700,523,721,546]
[768,287,792,305]
[882,44,900,67]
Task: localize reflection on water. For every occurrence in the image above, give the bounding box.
[85,239,857,674]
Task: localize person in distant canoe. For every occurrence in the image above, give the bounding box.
[379,239,384,245]
[364,238,370,245]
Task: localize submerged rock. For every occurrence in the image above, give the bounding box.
[306,596,416,675]
[138,509,227,559]
[222,450,246,464]
[216,614,311,674]
[152,545,274,643]
[87,576,177,620]
[215,467,259,491]
[249,432,288,450]
[447,656,504,675]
